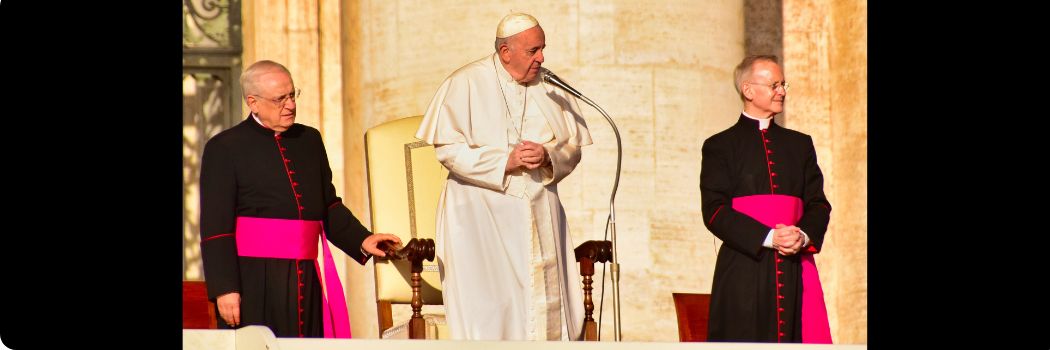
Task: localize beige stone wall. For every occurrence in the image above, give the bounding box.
[228,0,866,343]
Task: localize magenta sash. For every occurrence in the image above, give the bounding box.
[235,217,352,338]
[731,195,832,343]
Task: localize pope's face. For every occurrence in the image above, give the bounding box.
[500,26,546,84]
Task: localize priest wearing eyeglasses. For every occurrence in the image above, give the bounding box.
[198,60,402,338]
[701,55,833,343]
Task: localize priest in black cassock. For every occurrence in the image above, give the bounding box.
[199,60,401,338]
[701,55,833,343]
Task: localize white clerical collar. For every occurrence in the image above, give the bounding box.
[251,113,280,135]
[741,111,773,130]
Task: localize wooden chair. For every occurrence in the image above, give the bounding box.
[365,116,448,339]
[365,116,614,340]
[182,280,217,329]
[671,292,711,342]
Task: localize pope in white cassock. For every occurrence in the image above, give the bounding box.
[415,13,592,341]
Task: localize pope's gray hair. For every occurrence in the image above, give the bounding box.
[494,36,510,52]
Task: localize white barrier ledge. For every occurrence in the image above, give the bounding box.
[183,327,867,350]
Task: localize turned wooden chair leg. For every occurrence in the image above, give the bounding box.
[575,240,612,341]
[381,238,436,340]
[409,262,425,339]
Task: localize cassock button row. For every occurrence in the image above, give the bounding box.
[289,170,296,175]
[779,320,785,325]
[281,147,287,151]
[778,307,784,312]
[778,283,784,287]
[778,295,784,299]
[284,159,291,163]
[298,270,302,275]
[299,296,304,300]
[771,172,777,177]
[765,139,771,143]
[769,161,775,165]
[762,129,768,133]
[776,258,782,263]
[300,321,304,325]
[779,332,785,337]
[296,194,302,198]
[299,206,304,210]
[777,270,783,275]
[773,184,779,189]
[767,150,773,154]
[299,282,305,287]
[293,182,299,186]
[299,308,303,313]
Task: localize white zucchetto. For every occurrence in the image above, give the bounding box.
[496,13,539,39]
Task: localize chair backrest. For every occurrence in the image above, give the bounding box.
[365,116,447,306]
[671,292,711,342]
[183,280,217,329]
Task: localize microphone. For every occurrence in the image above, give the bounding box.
[539,67,625,342]
[540,68,584,99]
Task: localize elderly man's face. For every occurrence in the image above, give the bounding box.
[247,70,297,132]
[500,26,546,83]
[742,60,787,118]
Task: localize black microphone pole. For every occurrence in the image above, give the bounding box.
[541,68,623,342]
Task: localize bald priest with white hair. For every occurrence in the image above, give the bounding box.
[415,13,592,341]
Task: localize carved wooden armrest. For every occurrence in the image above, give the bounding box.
[574,240,612,341]
[377,238,435,339]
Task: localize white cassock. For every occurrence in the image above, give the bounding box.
[416,53,592,341]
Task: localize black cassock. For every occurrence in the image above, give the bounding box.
[199,116,372,337]
[700,115,831,342]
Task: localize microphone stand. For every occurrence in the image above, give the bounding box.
[542,71,623,341]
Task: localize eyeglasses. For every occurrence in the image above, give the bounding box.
[254,88,301,107]
[746,81,790,92]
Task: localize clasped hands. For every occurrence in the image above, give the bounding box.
[771,224,805,256]
[505,140,548,171]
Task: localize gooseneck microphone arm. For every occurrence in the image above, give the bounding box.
[541,68,623,342]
